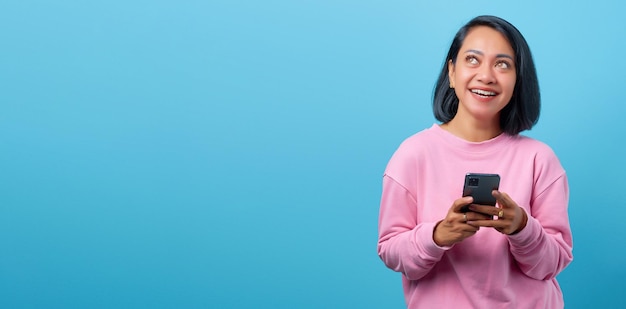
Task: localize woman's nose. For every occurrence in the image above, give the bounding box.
[476,65,496,84]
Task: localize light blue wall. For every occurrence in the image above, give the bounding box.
[1,1,624,308]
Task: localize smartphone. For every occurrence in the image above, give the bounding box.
[461,173,500,212]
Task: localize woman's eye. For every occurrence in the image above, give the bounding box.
[496,61,511,69]
[466,55,479,65]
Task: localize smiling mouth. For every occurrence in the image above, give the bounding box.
[471,89,497,97]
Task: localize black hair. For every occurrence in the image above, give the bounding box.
[432,15,540,135]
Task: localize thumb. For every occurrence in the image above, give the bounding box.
[493,190,512,209]
[453,196,474,213]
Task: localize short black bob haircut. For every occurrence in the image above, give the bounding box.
[433,15,540,135]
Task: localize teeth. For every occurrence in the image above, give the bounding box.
[471,89,496,96]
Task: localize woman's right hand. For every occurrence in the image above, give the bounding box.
[433,196,489,247]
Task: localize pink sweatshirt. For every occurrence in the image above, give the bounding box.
[378,124,573,308]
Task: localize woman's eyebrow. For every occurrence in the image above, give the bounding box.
[464,49,514,60]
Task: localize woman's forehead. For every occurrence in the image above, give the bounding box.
[460,26,515,57]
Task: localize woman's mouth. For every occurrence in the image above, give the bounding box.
[470,89,497,97]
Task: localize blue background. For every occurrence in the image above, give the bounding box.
[1,0,624,308]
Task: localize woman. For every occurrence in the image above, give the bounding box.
[377,15,573,308]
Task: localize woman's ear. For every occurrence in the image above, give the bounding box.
[448,59,455,88]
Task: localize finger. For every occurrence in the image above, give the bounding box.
[493,190,513,209]
[461,212,472,223]
[467,204,498,217]
[452,196,474,213]
[468,219,504,229]
[460,223,480,233]
[465,211,492,221]
[496,208,505,219]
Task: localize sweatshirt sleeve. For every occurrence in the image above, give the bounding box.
[377,175,450,280]
[507,161,574,280]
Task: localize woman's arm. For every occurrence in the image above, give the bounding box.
[507,174,573,280]
[377,175,449,280]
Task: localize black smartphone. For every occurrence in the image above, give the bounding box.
[461,173,500,212]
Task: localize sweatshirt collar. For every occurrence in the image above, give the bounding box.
[430,123,514,154]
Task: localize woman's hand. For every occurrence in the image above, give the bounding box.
[468,190,528,235]
[433,196,491,246]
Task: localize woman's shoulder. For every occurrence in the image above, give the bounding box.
[384,126,438,172]
[397,124,440,149]
[511,134,564,168]
[511,134,557,155]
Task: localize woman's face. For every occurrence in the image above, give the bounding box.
[448,26,516,124]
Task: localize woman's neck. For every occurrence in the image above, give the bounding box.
[440,117,503,142]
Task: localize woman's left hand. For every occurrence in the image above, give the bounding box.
[467,190,528,235]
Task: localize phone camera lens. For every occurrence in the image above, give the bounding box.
[469,178,479,186]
